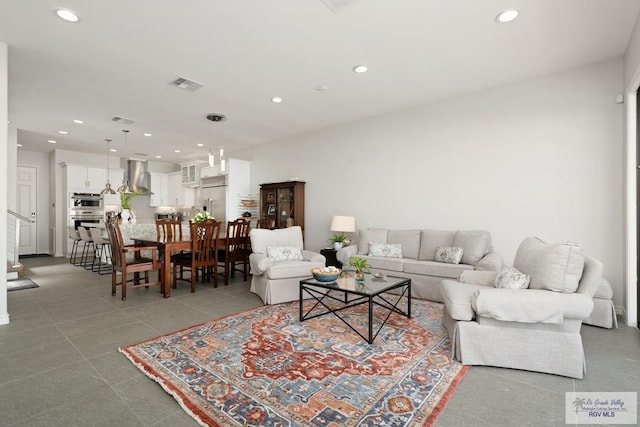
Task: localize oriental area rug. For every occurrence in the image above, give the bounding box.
[120,298,468,426]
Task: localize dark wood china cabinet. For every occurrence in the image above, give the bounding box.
[259,181,305,235]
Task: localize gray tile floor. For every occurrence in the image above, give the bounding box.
[1,257,639,426]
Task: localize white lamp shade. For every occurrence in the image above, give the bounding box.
[330,215,355,233]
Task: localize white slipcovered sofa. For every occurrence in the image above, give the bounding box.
[249,226,326,305]
[337,228,503,302]
[440,237,606,379]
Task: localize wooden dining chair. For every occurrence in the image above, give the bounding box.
[155,218,183,241]
[106,220,162,301]
[172,219,221,292]
[256,218,275,229]
[218,218,251,286]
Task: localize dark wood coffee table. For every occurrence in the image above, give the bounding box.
[299,274,411,344]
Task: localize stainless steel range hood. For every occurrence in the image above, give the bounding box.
[126,160,153,195]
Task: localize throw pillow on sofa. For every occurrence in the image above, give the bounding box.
[494,266,530,289]
[434,246,463,264]
[452,230,491,265]
[267,246,303,262]
[357,228,388,255]
[513,237,585,293]
[369,242,403,258]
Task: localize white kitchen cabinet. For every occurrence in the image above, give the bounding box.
[63,164,106,192]
[181,162,199,186]
[168,172,195,206]
[149,172,169,206]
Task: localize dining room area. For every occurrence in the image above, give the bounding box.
[70,215,255,302]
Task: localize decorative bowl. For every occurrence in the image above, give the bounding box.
[311,268,341,282]
[241,200,256,207]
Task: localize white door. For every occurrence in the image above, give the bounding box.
[17,166,37,255]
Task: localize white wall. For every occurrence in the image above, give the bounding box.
[17,151,50,254]
[1,42,9,325]
[622,13,640,326]
[252,59,625,307]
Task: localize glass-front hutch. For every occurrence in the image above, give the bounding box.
[259,181,305,234]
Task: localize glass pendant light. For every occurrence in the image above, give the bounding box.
[116,130,134,194]
[206,113,226,170]
[100,139,116,195]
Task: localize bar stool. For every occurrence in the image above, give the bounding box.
[90,228,112,275]
[68,226,82,265]
[76,226,96,269]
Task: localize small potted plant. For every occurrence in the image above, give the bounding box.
[328,233,347,250]
[119,191,139,223]
[193,211,214,222]
[349,256,370,282]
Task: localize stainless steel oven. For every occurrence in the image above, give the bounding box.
[70,193,103,209]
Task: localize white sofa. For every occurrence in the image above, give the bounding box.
[337,228,503,302]
[440,237,605,379]
[249,226,326,305]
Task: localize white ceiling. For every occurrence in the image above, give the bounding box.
[1,0,639,164]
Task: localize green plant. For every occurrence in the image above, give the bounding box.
[193,211,214,222]
[349,256,370,273]
[328,233,347,244]
[119,191,140,209]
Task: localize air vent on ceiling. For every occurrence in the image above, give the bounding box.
[134,153,149,157]
[111,116,136,125]
[170,77,204,92]
[320,0,354,12]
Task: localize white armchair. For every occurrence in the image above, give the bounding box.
[249,226,326,304]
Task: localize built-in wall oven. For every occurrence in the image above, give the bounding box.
[70,193,103,208]
[69,193,104,229]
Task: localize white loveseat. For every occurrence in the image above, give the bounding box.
[440,237,605,379]
[249,226,326,304]
[336,228,503,302]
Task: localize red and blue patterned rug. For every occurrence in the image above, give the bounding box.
[120,298,468,426]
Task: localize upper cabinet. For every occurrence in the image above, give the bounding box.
[149,172,169,206]
[181,162,204,186]
[168,172,195,206]
[63,164,106,192]
[259,180,305,234]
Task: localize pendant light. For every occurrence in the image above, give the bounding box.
[206,113,226,170]
[100,139,116,195]
[116,130,134,194]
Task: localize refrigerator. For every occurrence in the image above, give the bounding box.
[200,184,227,226]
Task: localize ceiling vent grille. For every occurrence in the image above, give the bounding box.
[320,0,354,12]
[170,77,204,92]
[111,116,136,125]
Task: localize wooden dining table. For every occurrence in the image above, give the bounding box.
[130,234,228,298]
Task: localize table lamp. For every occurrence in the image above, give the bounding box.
[330,215,356,250]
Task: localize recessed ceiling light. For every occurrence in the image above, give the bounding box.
[56,9,79,23]
[143,133,152,137]
[197,143,204,147]
[17,143,23,147]
[110,148,117,152]
[174,150,181,153]
[58,130,68,135]
[496,9,519,23]
[271,97,283,103]
[353,65,368,74]
[48,140,57,144]
[155,155,162,159]
[316,85,328,92]
[73,119,84,124]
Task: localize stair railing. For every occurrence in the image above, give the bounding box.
[7,210,35,268]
